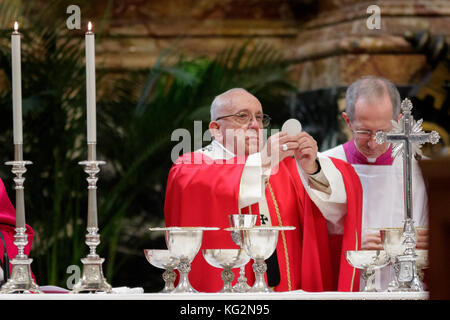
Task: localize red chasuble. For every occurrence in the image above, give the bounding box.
[0,178,34,276]
[164,152,362,292]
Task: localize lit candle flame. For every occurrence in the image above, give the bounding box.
[88,21,92,32]
[14,21,18,32]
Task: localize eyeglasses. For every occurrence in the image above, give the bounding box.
[353,129,390,140]
[215,111,271,128]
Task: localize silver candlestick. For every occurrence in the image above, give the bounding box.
[0,144,42,294]
[71,143,112,293]
[375,98,440,292]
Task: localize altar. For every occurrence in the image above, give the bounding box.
[0,290,430,300]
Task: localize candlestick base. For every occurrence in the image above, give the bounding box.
[389,255,423,292]
[0,228,42,294]
[0,257,42,294]
[388,219,424,292]
[70,256,112,294]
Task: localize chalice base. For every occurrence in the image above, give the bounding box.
[172,274,197,293]
[248,281,272,293]
[232,281,251,293]
[70,256,112,293]
[221,286,234,293]
[160,283,175,293]
[172,281,197,293]
[0,257,42,294]
[362,282,379,292]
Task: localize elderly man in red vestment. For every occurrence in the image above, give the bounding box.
[164,88,362,293]
[0,177,34,285]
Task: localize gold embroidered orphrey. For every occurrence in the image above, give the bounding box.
[267,182,292,291]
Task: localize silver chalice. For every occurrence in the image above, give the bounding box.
[202,249,250,293]
[144,249,179,293]
[380,227,415,257]
[345,250,390,292]
[227,226,295,293]
[149,226,219,293]
[228,214,257,292]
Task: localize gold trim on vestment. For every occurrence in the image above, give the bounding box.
[267,182,292,291]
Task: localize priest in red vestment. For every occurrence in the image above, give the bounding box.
[164,88,363,293]
[0,177,34,284]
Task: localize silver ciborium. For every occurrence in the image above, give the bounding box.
[202,249,250,293]
[149,227,219,293]
[228,214,257,292]
[380,227,425,291]
[227,226,295,293]
[144,249,179,293]
[380,227,416,257]
[345,250,390,292]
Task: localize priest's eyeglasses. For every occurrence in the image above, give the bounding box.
[353,129,390,140]
[215,111,271,128]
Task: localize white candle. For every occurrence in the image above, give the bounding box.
[85,22,96,144]
[11,21,23,145]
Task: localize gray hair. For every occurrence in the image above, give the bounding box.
[210,88,251,121]
[345,75,401,122]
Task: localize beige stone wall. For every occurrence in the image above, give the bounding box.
[82,0,450,100]
[92,0,303,70]
[2,0,449,94]
[289,0,450,90]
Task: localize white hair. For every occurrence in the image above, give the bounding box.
[210,88,251,121]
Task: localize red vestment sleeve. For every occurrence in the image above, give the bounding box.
[0,178,34,279]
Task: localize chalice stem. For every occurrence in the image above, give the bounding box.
[363,269,377,292]
[221,267,235,293]
[173,258,197,293]
[239,266,247,282]
[250,259,269,292]
[162,268,176,293]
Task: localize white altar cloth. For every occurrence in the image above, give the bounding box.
[0,290,429,300]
